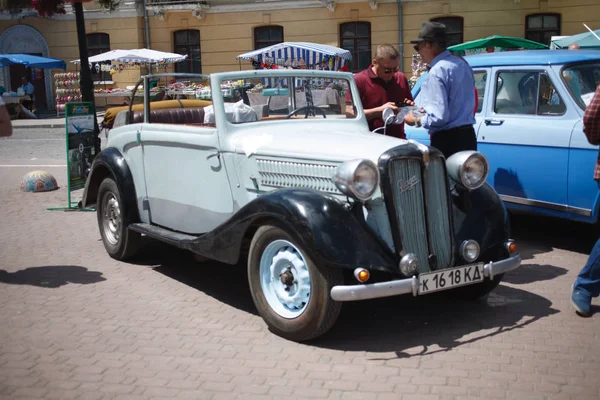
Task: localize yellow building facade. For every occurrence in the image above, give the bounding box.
[0,0,598,111]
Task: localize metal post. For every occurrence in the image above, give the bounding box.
[142,0,151,48]
[73,2,101,155]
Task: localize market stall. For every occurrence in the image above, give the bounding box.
[236,42,352,114]
[68,49,188,113]
[448,35,548,55]
[0,53,66,119]
[551,27,600,50]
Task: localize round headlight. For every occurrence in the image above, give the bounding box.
[334,159,379,201]
[446,151,489,190]
[460,240,480,263]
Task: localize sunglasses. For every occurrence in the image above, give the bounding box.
[382,66,399,74]
[413,42,428,52]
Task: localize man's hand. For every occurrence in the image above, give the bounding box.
[404,110,417,126]
[402,98,415,107]
[379,102,398,114]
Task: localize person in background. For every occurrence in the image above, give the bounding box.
[404,22,477,158]
[0,95,13,137]
[19,76,35,112]
[346,44,414,139]
[571,83,600,317]
[20,76,34,97]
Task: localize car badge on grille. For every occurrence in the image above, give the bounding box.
[398,175,419,193]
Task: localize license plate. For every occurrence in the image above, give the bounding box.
[418,264,484,295]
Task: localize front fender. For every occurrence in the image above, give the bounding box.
[81,148,139,222]
[186,188,399,274]
[451,182,511,261]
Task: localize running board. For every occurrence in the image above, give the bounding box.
[129,223,199,248]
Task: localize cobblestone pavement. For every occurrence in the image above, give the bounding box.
[1,128,599,400]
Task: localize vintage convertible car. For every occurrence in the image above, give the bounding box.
[406,50,600,226]
[82,70,520,342]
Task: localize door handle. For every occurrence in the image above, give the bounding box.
[484,119,504,126]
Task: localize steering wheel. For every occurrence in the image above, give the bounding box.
[286,106,327,119]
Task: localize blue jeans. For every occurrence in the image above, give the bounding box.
[575,180,600,298]
[575,238,600,298]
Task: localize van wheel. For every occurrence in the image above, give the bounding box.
[97,178,140,261]
[248,225,343,342]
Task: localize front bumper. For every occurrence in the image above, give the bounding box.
[330,253,521,302]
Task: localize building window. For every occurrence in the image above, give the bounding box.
[254,25,284,50]
[174,30,201,74]
[87,33,110,82]
[340,22,371,72]
[431,17,463,47]
[526,13,561,46]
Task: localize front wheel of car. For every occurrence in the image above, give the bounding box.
[248,225,343,342]
[97,177,141,261]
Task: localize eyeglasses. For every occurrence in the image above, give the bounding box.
[382,66,399,74]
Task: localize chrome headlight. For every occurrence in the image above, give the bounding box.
[460,240,480,262]
[333,159,379,201]
[446,151,489,190]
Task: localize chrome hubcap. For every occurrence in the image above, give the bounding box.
[103,193,121,245]
[259,240,311,319]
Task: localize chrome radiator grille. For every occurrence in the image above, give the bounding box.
[389,157,453,272]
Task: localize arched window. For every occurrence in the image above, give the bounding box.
[339,22,371,72]
[254,25,284,50]
[430,17,463,47]
[526,13,561,46]
[174,30,201,74]
[86,33,110,82]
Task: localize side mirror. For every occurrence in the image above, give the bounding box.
[382,107,395,125]
[381,107,395,136]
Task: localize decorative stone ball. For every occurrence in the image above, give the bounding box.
[20,170,59,193]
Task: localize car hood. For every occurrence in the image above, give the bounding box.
[226,121,411,165]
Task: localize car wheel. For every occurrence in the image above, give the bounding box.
[248,225,343,342]
[97,177,141,261]
[450,273,504,301]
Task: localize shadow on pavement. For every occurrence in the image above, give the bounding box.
[502,263,568,284]
[0,266,106,288]
[312,284,559,354]
[509,213,597,258]
[131,238,258,316]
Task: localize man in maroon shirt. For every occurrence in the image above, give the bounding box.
[346,44,413,139]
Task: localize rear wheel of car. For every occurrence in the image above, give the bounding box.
[97,177,141,261]
[451,273,504,301]
[248,225,343,342]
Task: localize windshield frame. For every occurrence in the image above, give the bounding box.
[213,70,362,126]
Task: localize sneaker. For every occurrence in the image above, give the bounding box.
[571,284,592,317]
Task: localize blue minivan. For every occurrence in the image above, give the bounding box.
[405,50,600,225]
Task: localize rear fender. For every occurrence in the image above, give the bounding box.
[81,148,140,222]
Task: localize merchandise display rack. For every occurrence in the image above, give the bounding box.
[55,72,82,116]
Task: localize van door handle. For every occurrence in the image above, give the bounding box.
[484,119,504,126]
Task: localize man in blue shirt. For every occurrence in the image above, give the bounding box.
[404,22,477,158]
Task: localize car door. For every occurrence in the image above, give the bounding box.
[477,67,574,212]
[140,122,235,234]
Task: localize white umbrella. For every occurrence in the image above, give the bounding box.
[72,48,187,64]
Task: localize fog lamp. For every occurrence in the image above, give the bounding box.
[353,268,370,283]
[460,240,480,262]
[399,253,419,276]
